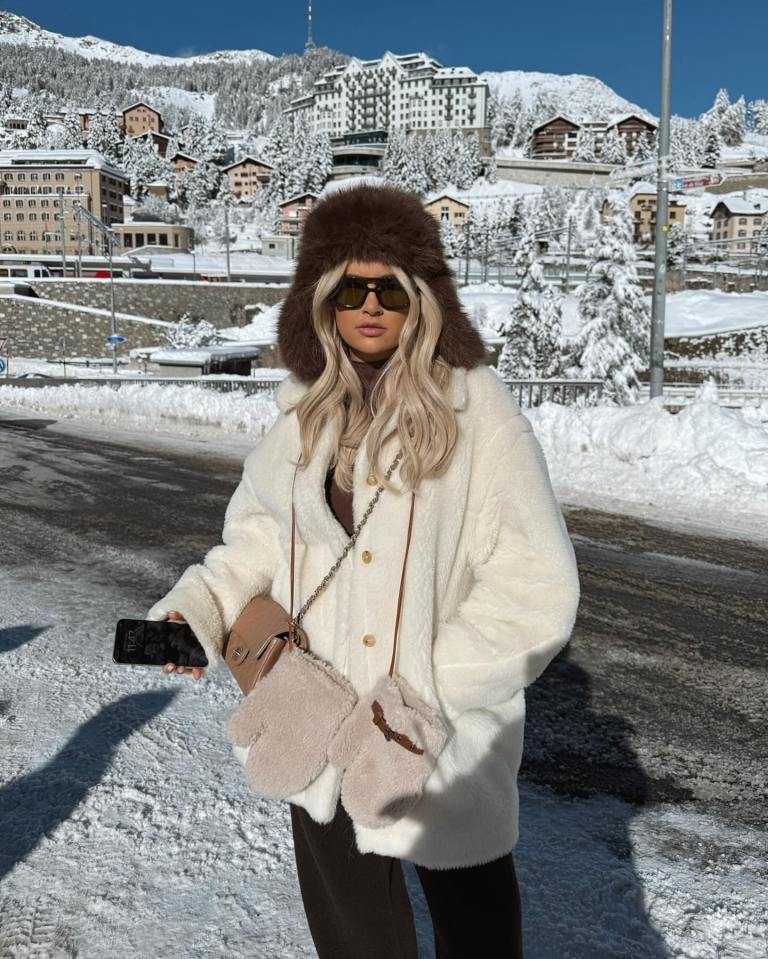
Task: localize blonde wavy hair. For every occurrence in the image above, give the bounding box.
[287,260,459,496]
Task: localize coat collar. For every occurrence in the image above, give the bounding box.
[274,366,469,554]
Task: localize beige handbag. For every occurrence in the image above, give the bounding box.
[222,449,403,695]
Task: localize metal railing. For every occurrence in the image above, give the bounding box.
[500,378,605,407]
[2,374,608,407]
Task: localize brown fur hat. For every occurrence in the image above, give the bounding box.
[276,182,491,382]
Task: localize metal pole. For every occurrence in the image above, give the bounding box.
[563,216,573,293]
[464,219,471,286]
[224,203,231,282]
[108,234,117,375]
[649,0,673,399]
[58,194,68,278]
[75,203,83,278]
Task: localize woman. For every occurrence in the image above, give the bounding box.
[148,182,580,958]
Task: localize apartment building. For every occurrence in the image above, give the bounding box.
[279,193,320,235]
[122,102,164,138]
[532,114,657,161]
[710,194,767,251]
[284,51,490,154]
[0,149,129,256]
[423,191,470,230]
[601,181,687,246]
[221,156,273,200]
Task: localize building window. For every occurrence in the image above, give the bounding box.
[2,214,9,221]
[15,200,23,208]
[30,231,37,241]
[16,231,25,241]
[43,173,50,181]
[55,173,65,181]
[16,213,23,221]
[18,173,26,181]
[3,232,11,241]
[30,173,38,181]
[29,213,37,221]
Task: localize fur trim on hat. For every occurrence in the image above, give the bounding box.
[276,182,491,382]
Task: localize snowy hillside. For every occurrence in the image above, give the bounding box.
[481,69,656,123]
[0,11,275,66]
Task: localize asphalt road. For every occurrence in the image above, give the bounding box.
[1,409,765,832]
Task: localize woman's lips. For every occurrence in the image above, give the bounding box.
[356,326,386,336]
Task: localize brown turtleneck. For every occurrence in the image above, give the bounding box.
[324,355,390,536]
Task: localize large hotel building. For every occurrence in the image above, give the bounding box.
[284,51,491,154]
[0,149,129,256]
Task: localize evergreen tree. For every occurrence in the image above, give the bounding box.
[721,95,746,147]
[24,105,48,148]
[631,131,654,163]
[568,200,650,404]
[701,117,722,168]
[62,110,84,149]
[574,127,597,162]
[748,99,768,135]
[601,126,627,165]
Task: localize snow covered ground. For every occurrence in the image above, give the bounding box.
[1,375,767,545]
[0,412,765,958]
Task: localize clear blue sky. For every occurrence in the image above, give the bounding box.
[14,0,766,117]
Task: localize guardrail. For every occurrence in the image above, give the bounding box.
[0,374,607,408]
[499,378,605,406]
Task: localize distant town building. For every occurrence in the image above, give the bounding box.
[113,220,193,253]
[601,181,687,246]
[169,152,198,193]
[284,51,490,154]
[122,101,164,138]
[0,149,129,256]
[221,156,273,200]
[532,114,657,161]
[709,194,767,251]
[127,130,172,158]
[423,191,470,230]
[279,192,320,235]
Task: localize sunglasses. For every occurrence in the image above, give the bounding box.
[330,275,413,311]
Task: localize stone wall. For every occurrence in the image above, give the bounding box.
[28,278,288,325]
[0,279,288,360]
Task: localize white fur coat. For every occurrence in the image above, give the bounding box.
[147,363,580,869]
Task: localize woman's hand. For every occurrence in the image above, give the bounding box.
[163,611,205,681]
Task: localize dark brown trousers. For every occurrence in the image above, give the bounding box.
[289,800,524,959]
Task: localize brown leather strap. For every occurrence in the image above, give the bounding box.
[388,490,416,678]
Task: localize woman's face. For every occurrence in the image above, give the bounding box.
[333,259,410,363]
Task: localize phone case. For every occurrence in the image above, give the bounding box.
[113,619,209,668]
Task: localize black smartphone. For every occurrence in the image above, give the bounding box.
[113,619,209,669]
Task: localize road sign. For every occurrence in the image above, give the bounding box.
[0,358,5,374]
[106,335,126,344]
[670,173,723,191]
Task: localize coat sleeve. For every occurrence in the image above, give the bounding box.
[145,446,282,671]
[431,414,580,714]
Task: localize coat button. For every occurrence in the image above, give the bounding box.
[367,473,378,486]
[362,634,376,647]
[361,549,372,564]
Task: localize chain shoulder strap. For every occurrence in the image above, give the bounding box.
[289,448,405,628]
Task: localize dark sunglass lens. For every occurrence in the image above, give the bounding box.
[379,285,410,310]
[334,278,367,308]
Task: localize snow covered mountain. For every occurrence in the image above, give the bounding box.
[481,69,656,123]
[0,11,275,66]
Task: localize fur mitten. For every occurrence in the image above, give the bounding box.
[327,672,448,829]
[227,646,358,799]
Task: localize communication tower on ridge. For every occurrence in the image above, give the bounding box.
[305,0,315,51]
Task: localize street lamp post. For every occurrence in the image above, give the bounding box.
[649,0,673,399]
[101,203,118,375]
